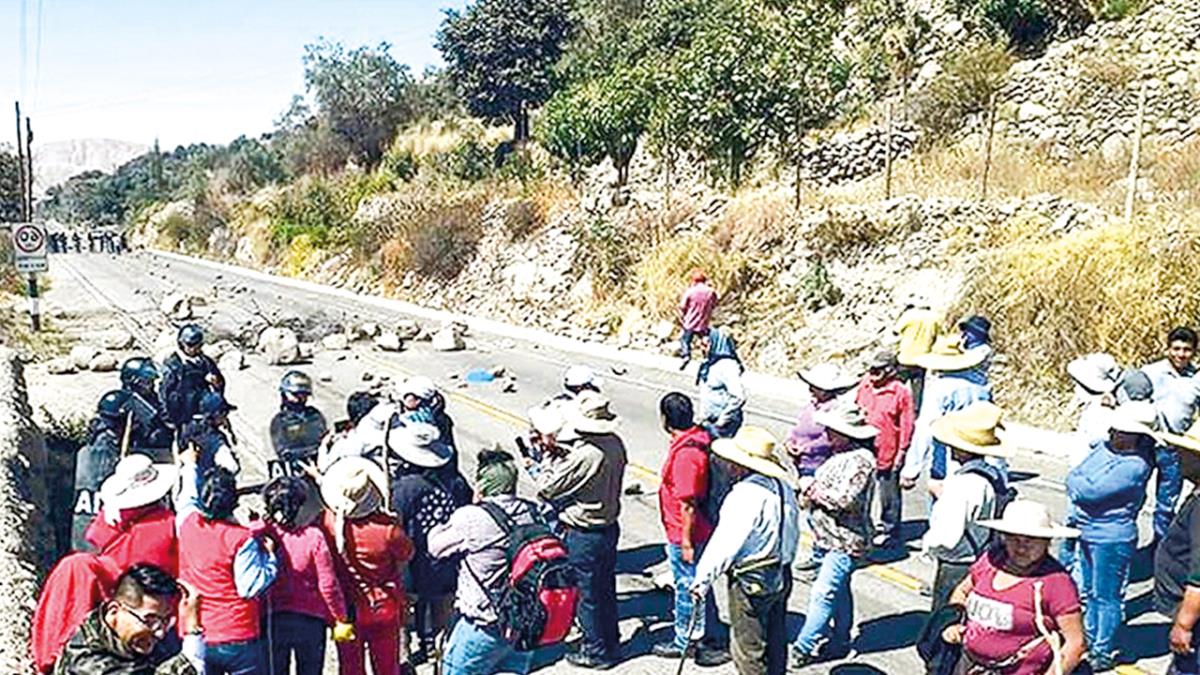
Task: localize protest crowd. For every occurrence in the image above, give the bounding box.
[30,268,1200,675]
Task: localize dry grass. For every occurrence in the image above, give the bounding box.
[710,187,795,253]
[391,119,513,160]
[374,193,488,283]
[632,235,752,320]
[955,213,1200,418]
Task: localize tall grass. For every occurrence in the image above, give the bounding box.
[633,236,751,320]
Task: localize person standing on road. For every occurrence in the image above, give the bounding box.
[51,564,206,675]
[73,391,130,550]
[318,457,415,675]
[689,426,799,675]
[696,327,746,440]
[118,358,175,462]
[679,269,718,364]
[940,500,1085,675]
[160,324,224,433]
[1066,402,1157,672]
[894,297,940,411]
[261,476,354,675]
[269,371,328,466]
[790,405,878,667]
[1143,326,1200,542]
[855,351,916,549]
[525,394,628,669]
[921,401,1013,618]
[1154,421,1200,674]
[429,449,540,675]
[651,392,730,666]
[388,423,470,667]
[177,456,279,675]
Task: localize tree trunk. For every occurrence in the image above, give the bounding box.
[514,104,530,144]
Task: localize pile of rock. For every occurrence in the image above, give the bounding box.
[800,123,921,186]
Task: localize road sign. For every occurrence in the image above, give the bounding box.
[11,222,48,273]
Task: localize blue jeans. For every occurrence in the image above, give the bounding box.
[442,616,533,675]
[793,549,856,654]
[665,543,723,649]
[206,639,265,675]
[1156,445,1183,539]
[566,523,620,659]
[268,612,326,675]
[1079,539,1134,660]
[704,408,744,440]
[680,329,699,358]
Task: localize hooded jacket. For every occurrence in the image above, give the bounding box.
[52,608,197,675]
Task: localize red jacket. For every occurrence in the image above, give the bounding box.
[178,511,262,644]
[85,504,178,576]
[855,377,916,470]
[267,523,348,624]
[30,552,121,673]
[320,511,413,629]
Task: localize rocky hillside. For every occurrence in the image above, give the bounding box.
[33,139,148,194]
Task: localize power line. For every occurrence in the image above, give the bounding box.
[32,0,44,110]
[19,0,28,101]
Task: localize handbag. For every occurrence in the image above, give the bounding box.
[730,478,788,597]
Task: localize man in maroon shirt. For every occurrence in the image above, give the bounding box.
[855,351,916,549]
[652,392,730,665]
[678,270,718,364]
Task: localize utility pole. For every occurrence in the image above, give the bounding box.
[14,101,27,222]
[25,117,34,219]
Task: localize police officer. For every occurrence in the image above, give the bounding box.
[160,324,224,431]
[72,391,127,550]
[72,232,81,253]
[118,357,174,461]
[179,391,240,476]
[269,370,328,468]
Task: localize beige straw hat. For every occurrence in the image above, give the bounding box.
[711,427,796,488]
[564,392,620,435]
[915,335,989,372]
[320,456,388,519]
[930,401,1013,458]
[977,499,1080,540]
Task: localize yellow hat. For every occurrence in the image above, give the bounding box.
[711,427,796,488]
[915,335,989,372]
[931,401,1013,458]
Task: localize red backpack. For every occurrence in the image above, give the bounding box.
[468,501,579,650]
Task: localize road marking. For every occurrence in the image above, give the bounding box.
[1114,666,1148,675]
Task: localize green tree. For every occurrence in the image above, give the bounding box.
[436,0,575,142]
[302,39,415,167]
[0,151,21,222]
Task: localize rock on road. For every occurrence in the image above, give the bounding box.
[42,251,1173,675]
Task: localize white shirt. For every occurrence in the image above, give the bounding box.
[922,461,997,564]
[691,473,800,594]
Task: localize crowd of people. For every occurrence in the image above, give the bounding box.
[46,230,128,254]
[27,270,1200,675]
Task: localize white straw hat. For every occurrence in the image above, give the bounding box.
[1066,353,1124,396]
[1108,401,1160,437]
[564,392,620,435]
[796,363,858,393]
[977,499,1080,539]
[563,365,602,389]
[388,422,452,468]
[99,454,179,511]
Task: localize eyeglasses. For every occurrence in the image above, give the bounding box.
[118,603,174,635]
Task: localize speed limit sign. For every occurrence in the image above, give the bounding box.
[12,223,47,273]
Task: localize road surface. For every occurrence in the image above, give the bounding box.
[45,250,1173,674]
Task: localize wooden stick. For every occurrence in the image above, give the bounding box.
[980,92,998,201]
[1124,81,1147,225]
[120,411,134,457]
[885,100,895,200]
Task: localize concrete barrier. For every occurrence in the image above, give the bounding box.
[0,348,49,674]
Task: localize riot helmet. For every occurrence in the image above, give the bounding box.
[178,324,205,354]
[280,370,313,396]
[96,390,130,420]
[197,391,237,420]
[120,357,160,393]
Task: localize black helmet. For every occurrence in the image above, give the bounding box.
[96,390,129,419]
[279,370,313,396]
[178,324,205,349]
[197,391,237,418]
[120,357,160,389]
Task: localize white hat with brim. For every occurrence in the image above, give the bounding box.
[797,363,858,393]
[813,407,879,441]
[563,365,603,389]
[977,499,1080,540]
[388,422,453,468]
[99,454,179,511]
[711,427,797,488]
[1066,353,1124,396]
[1108,401,1160,438]
[320,456,388,519]
[564,391,620,435]
[398,376,437,401]
[914,336,989,372]
[528,402,582,443]
[930,401,1014,458]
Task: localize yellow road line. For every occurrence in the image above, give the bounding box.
[1114,666,1148,675]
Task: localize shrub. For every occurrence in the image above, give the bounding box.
[633,235,750,320]
[1080,52,1137,91]
[503,199,544,239]
[269,178,347,247]
[409,200,484,280]
[1092,0,1141,20]
[912,42,1013,140]
[797,259,844,310]
[572,217,638,296]
[434,136,493,181]
[384,148,419,181]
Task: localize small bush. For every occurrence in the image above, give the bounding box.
[1080,52,1136,90]
[434,136,493,181]
[409,200,484,280]
[1092,0,1141,20]
[797,259,844,311]
[633,235,750,320]
[912,42,1013,140]
[383,148,419,181]
[572,217,638,296]
[269,178,347,247]
[503,199,544,240]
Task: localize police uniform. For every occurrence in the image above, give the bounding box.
[160,352,224,429]
[71,422,120,551]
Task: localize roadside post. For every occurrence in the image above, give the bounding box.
[11,222,48,331]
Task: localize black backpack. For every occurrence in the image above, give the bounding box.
[680,436,728,527]
[960,462,1017,554]
[466,501,579,651]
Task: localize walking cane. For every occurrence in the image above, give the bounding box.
[675,595,703,675]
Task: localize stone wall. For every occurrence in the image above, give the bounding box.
[801,124,920,185]
[0,349,48,675]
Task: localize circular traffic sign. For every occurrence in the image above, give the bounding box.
[14,224,44,254]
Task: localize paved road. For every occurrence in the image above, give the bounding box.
[50,251,1174,674]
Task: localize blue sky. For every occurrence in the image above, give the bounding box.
[1,0,469,147]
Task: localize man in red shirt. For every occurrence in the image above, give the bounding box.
[855,351,916,549]
[652,392,730,665]
[678,269,718,363]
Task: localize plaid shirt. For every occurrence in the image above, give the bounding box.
[804,448,875,556]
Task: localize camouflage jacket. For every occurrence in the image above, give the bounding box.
[52,609,197,675]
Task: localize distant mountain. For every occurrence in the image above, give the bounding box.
[32,139,149,194]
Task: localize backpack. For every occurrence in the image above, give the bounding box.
[468,501,579,651]
[679,436,727,527]
[960,462,1017,553]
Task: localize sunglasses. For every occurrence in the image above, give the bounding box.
[118,603,174,635]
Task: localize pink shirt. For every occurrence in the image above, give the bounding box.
[266,523,348,624]
[680,282,717,332]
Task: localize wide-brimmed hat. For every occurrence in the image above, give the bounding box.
[867,351,899,371]
[99,454,179,511]
[959,315,992,343]
[320,456,388,518]
[977,499,1080,540]
[712,427,796,487]
[931,401,1013,457]
[915,335,989,372]
[388,422,452,468]
[797,363,858,393]
[527,402,582,443]
[1161,420,1200,454]
[1108,401,1160,437]
[563,365,602,389]
[1066,353,1124,396]
[564,392,620,434]
[398,376,437,401]
[813,404,880,441]
[354,402,402,450]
